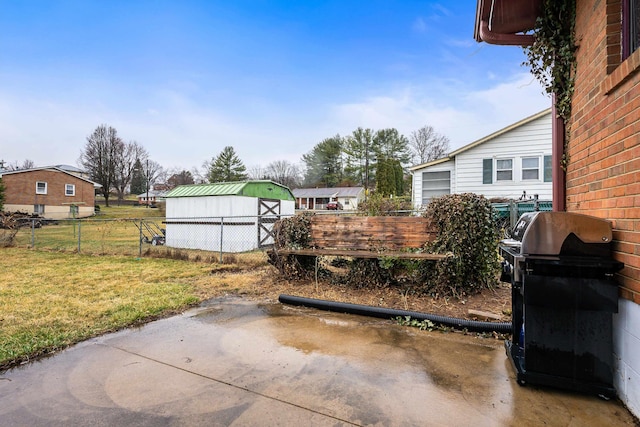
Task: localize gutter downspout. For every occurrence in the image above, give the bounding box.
[478,20,535,46]
[552,94,567,212]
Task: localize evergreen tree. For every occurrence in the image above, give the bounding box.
[374,128,412,166]
[130,159,146,195]
[207,146,248,183]
[343,128,377,188]
[375,158,404,197]
[302,135,343,187]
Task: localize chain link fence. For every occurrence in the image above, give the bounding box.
[8,214,295,264]
[492,199,553,238]
[4,201,551,262]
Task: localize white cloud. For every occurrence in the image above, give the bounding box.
[412,17,427,33]
[0,72,551,174]
[328,72,551,152]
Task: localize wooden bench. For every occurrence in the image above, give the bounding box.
[272,215,448,261]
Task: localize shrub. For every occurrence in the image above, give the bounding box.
[357,193,413,216]
[273,213,313,249]
[423,193,500,297]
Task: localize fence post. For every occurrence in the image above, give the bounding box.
[77,220,81,253]
[139,220,143,258]
[219,217,224,263]
[31,219,35,248]
[509,200,518,229]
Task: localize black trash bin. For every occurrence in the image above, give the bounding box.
[499,212,624,397]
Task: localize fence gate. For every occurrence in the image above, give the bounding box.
[258,198,281,248]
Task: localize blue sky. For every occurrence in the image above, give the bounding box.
[0,0,550,174]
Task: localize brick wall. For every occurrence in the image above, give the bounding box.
[568,0,640,301]
[3,169,95,215]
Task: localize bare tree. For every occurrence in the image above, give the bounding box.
[4,159,35,171]
[264,160,302,189]
[409,126,450,165]
[190,166,208,184]
[246,165,266,180]
[114,141,148,203]
[79,125,124,207]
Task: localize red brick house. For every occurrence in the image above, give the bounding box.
[474,0,639,416]
[0,166,100,219]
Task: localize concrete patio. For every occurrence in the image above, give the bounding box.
[0,297,636,426]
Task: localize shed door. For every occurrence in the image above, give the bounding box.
[258,198,281,247]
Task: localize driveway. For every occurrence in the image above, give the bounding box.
[0,297,636,426]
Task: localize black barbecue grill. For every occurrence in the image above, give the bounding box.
[499,211,624,397]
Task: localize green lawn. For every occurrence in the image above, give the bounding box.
[0,247,265,370]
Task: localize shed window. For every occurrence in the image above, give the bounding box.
[36,181,47,194]
[65,184,75,196]
[422,171,450,204]
[522,157,540,180]
[496,159,513,181]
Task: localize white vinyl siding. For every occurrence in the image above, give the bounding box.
[454,112,553,200]
[411,111,553,204]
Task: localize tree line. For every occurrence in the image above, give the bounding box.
[2,123,449,206]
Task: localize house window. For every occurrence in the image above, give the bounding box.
[482,159,493,184]
[522,157,540,180]
[36,181,47,194]
[69,205,79,216]
[496,159,513,181]
[65,184,75,196]
[623,0,640,59]
[422,171,451,204]
[543,155,552,182]
[34,204,45,214]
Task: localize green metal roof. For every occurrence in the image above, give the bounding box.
[164,180,295,201]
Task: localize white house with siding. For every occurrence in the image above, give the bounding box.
[410,109,552,208]
[292,187,365,210]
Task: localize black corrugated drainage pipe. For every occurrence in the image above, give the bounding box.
[278,294,511,334]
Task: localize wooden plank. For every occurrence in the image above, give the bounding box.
[309,216,437,250]
[272,248,448,260]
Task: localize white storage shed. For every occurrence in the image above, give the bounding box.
[164,181,295,252]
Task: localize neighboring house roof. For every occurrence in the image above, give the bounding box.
[54,164,85,174]
[409,109,552,171]
[137,190,167,198]
[0,166,102,188]
[165,180,295,201]
[293,187,364,198]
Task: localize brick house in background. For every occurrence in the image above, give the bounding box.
[0,166,100,219]
[475,0,639,416]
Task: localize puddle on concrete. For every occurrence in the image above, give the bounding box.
[0,296,636,427]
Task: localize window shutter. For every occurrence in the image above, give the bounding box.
[482,159,493,184]
[543,155,552,182]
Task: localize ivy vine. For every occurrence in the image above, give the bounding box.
[522,0,577,168]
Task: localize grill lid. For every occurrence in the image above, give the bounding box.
[517,212,612,256]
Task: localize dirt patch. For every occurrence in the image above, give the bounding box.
[240,266,512,324]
